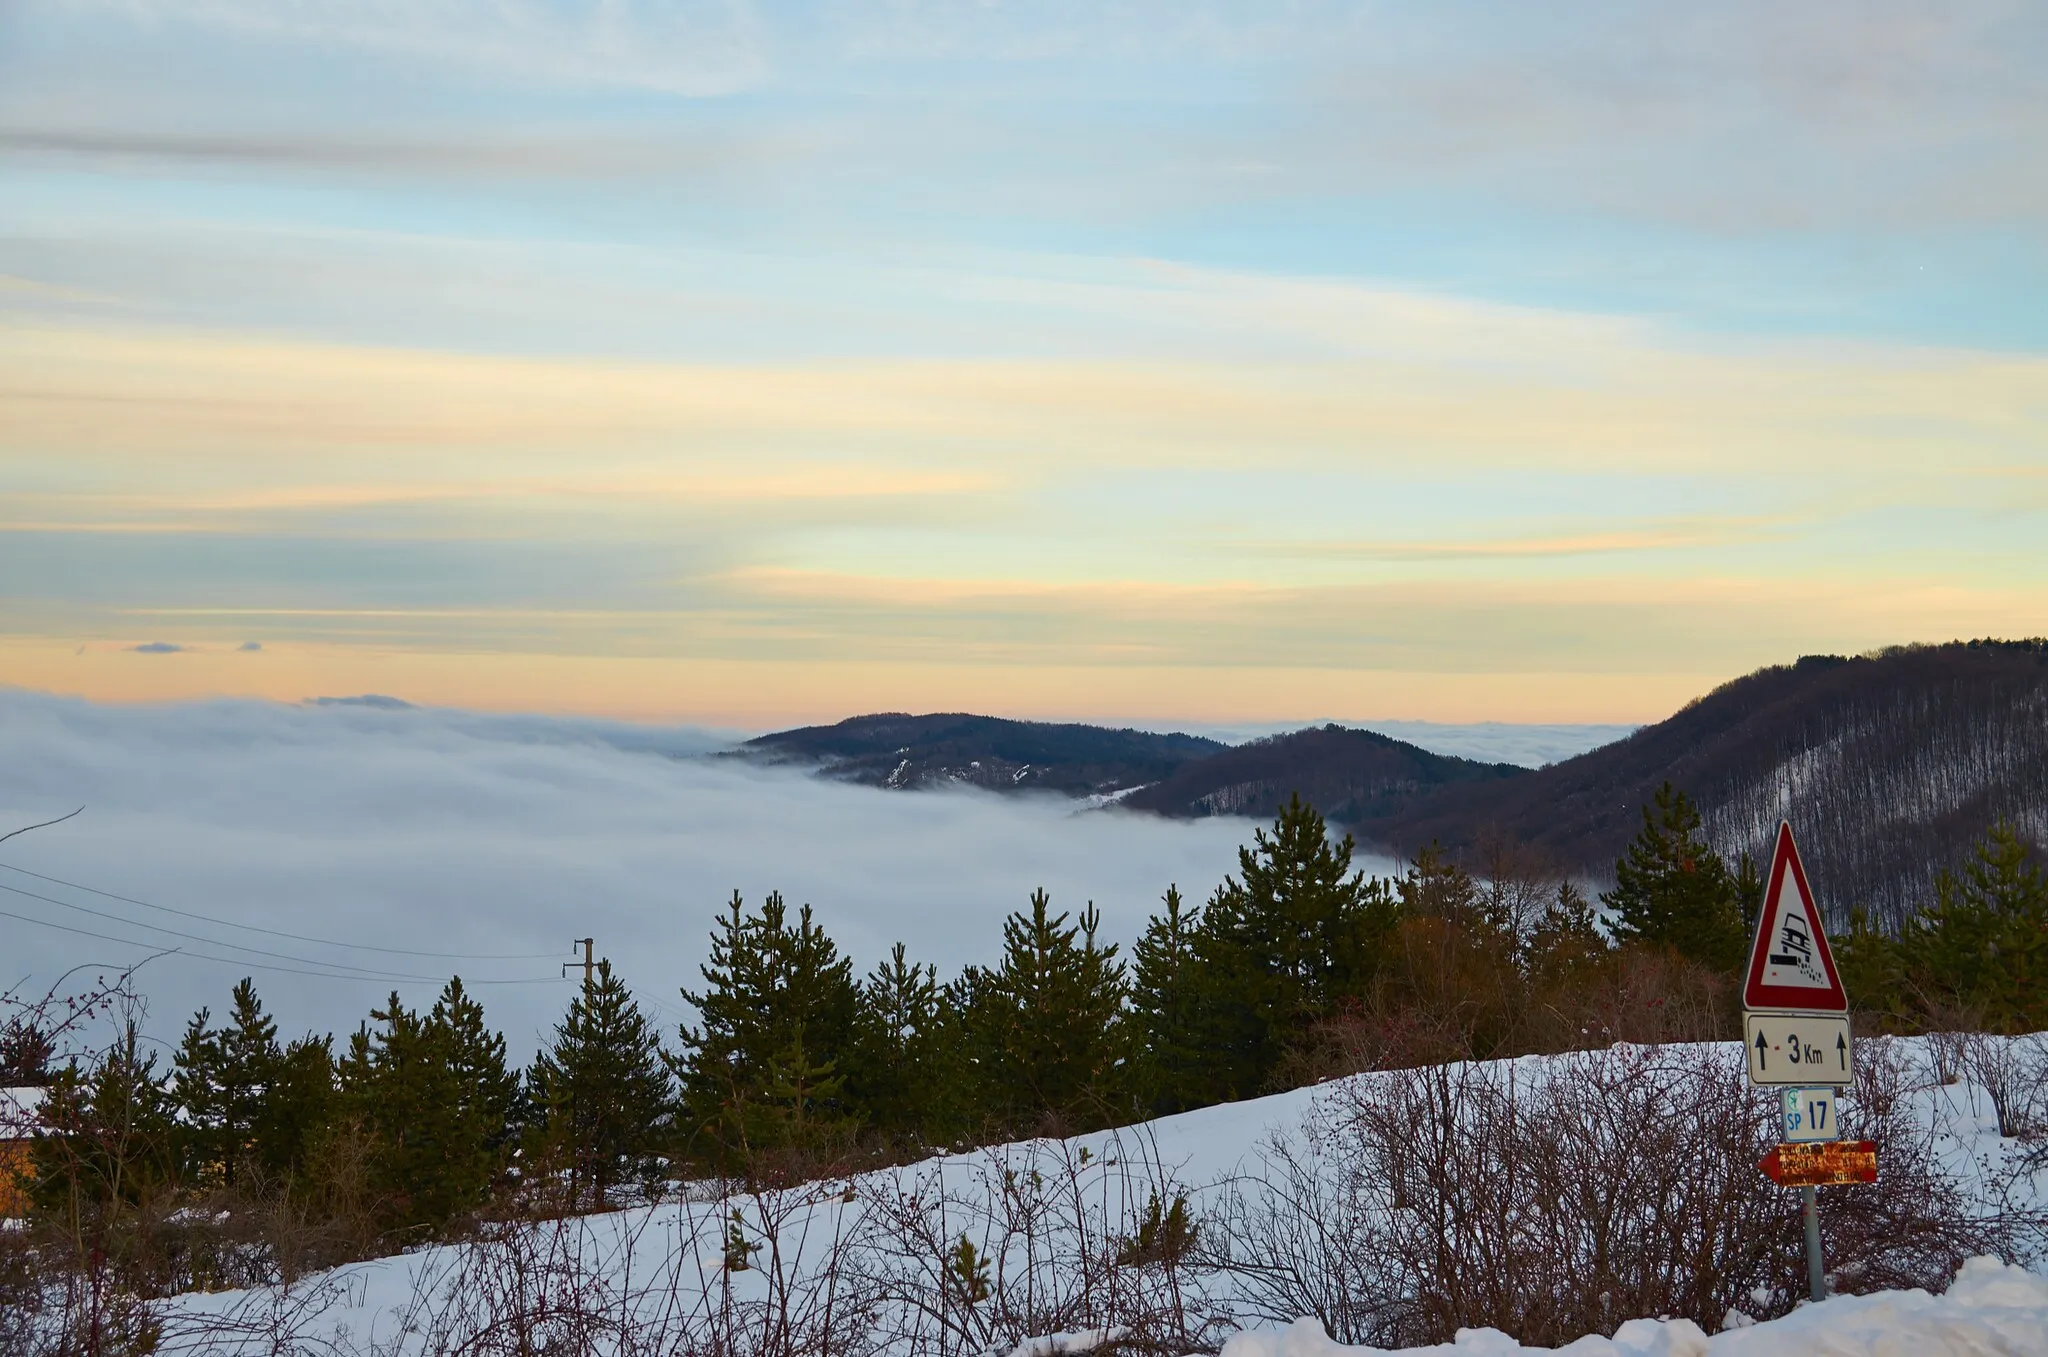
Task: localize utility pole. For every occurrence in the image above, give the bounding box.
[560,936,597,1212]
[564,938,595,996]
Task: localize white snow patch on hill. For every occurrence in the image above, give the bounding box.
[155,1036,2048,1356]
[1223,1256,2048,1357]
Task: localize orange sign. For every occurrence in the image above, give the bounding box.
[1758,1140,1877,1187]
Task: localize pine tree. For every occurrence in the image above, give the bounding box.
[674,891,862,1163]
[1524,879,1609,984]
[171,1007,223,1180]
[255,1033,336,1183]
[339,979,515,1235]
[848,942,963,1145]
[340,993,447,1233]
[1129,886,1208,1116]
[961,889,1129,1131]
[1832,906,1908,1029]
[1735,850,1765,933]
[172,978,281,1187]
[431,976,520,1153]
[1188,795,1398,1100]
[533,959,672,1207]
[1397,844,1485,933]
[1900,821,2048,1030]
[35,1020,180,1215]
[1601,783,1746,971]
[0,1016,53,1086]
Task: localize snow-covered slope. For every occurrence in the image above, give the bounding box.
[1224,1256,2048,1357]
[159,1036,2048,1357]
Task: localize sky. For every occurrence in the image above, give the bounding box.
[3,2,2047,727]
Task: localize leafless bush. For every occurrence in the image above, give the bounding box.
[1209,1041,2028,1347]
[3,970,180,1357]
[1918,998,1989,1085]
[1958,1033,2048,1140]
[860,1126,1225,1355]
[1275,1000,1477,1087]
[1817,1035,2040,1295]
[1576,950,1733,1048]
[417,1179,876,1357]
[152,1269,361,1357]
[1199,1120,1397,1345]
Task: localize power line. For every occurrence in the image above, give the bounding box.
[0,879,463,980]
[0,894,568,987]
[0,860,560,960]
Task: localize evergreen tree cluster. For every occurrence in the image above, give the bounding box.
[23,784,2044,1260]
[1835,820,2048,1033]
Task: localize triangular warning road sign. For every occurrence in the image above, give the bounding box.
[1744,821,1848,1013]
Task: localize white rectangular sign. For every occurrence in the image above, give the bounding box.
[1781,1086,1841,1143]
[1744,1012,1854,1086]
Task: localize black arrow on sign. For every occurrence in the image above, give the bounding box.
[1837,1033,1848,1071]
[1755,1031,1770,1068]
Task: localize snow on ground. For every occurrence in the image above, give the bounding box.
[158,1036,2048,1356]
[1222,1256,2048,1357]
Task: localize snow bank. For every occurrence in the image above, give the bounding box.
[148,1036,2048,1357]
[1219,1257,2048,1357]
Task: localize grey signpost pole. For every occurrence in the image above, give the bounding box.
[1801,1185,1825,1303]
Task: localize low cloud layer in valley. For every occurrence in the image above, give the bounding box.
[0,691,1357,1059]
[1,690,1636,1060]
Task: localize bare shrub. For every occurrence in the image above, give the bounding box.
[7,973,180,1357]
[860,1126,1224,1355]
[1200,1119,1398,1345]
[387,1174,885,1357]
[1275,998,1477,1088]
[1211,1041,2025,1347]
[1581,950,1733,1047]
[1814,1035,2040,1295]
[1918,998,1988,1085]
[1958,1033,2048,1140]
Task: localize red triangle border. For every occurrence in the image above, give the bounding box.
[1743,820,1849,1013]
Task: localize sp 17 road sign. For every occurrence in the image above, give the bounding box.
[1759,1140,1877,1187]
[1781,1087,1840,1143]
[1746,1011,1853,1084]
[1743,821,1848,1014]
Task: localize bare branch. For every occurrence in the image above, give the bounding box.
[0,804,83,848]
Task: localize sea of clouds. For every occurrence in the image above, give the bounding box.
[0,690,1623,1062]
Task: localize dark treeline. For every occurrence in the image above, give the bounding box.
[7,787,2044,1285]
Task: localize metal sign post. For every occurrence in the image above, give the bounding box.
[1743,822,1865,1305]
[1801,1188,1825,1302]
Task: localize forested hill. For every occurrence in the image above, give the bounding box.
[739,643,2048,924]
[735,712,1226,796]
[1363,641,2048,928]
[1114,723,1524,822]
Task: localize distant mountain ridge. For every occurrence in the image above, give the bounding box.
[1363,641,2048,928]
[1116,723,1524,822]
[736,712,1227,796]
[740,642,2048,924]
